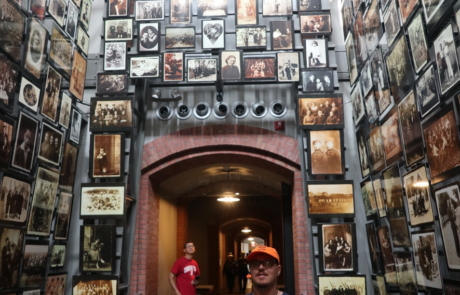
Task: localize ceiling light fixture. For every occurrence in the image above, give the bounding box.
[235,192,240,195]
[241,227,251,233]
[217,196,240,202]
[247,237,254,241]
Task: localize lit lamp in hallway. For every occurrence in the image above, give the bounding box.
[217,196,240,202]
[241,227,251,233]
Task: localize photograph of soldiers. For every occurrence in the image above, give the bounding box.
[321,224,354,271]
[262,0,292,16]
[368,126,385,171]
[163,53,183,81]
[48,0,66,26]
[341,0,353,40]
[197,0,227,17]
[45,274,67,295]
[353,10,368,70]
[0,1,25,61]
[363,0,382,53]
[389,217,411,247]
[131,57,159,78]
[0,176,30,224]
[92,134,123,178]
[398,91,424,166]
[372,178,386,218]
[165,27,195,49]
[360,60,373,96]
[277,53,299,82]
[41,67,62,122]
[365,222,381,274]
[236,0,257,25]
[104,42,126,71]
[407,13,429,73]
[19,243,49,287]
[170,0,191,24]
[0,120,13,166]
[50,245,66,268]
[90,100,132,131]
[403,166,434,226]
[299,97,343,127]
[300,14,331,34]
[135,0,164,20]
[309,130,343,175]
[383,0,400,47]
[364,92,379,123]
[244,58,275,79]
[37,123,63,166]
[318,275,366,295]
[58,93,72,129]
[356,128,369,177]
[382,164,406,218]
[0,54,19,108]
[12,113,38,173]
[371,49,391,113]
[361,180,378,216]
[308,182,354,216]
[411,231,442,289]
[236,27,266,48]
[187,59,217,82]
[381,110,402,165]
[49,25,73,75]
[54,192,73,239]
[346,34,359,85]
[0,227,24,290]
[434,24,460,94]
[73,278,117,295]
[394,252,417,294]
[305,39,328,68]
[415,65,439,117]
[377,226,397,284]
[386,34,415,101]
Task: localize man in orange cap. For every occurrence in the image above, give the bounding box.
[245,245,289,295]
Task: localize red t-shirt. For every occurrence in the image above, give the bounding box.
[171,256,201,295]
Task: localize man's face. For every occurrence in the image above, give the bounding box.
[327,141,333,149]
[314,141,321,150]
[309,75,314,81]
[44,133,49,143]
[54,138,59,147]
[324,76,330,83]
[50,135,54,145]
[24,130,32,145]
[249,253,281,289]
[183,243,196,254]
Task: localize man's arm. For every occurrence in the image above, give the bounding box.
[168,272,182,295]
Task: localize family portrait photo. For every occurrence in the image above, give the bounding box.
[80,184,125,218]
[38,123,63,166]
[298,95,343,128]
[300,13,331,35]
[319,223,356,272]
[301,69,334,92]
[244,58,275,80]
[90,98,133,132]
[97,73,129,95]
[104,42,127,71]
[54,191,73,240]
[0,0,25,62]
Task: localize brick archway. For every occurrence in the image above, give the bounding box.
[131,124,313,295]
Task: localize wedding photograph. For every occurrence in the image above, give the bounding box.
[104,18,133,42]
[97,73,129,95]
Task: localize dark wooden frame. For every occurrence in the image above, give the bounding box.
[90,133,125,179]
[79,225,117,273]
[306,129,345,176]
[11,112,39,173]
[80,183,126,219]
[298,93,344,129]
[306,180,354,218]
[220,50,243,81]
[235,26,267,50]
[89,97,133,132]
[165,26,196,49]
[300,68,334,93]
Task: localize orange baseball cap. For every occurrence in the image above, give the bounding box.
[246,245,280,263]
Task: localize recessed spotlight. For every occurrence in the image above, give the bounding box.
[217,196,240,202]
[235,192,240,195]
[248,237,254,241]
[241,227,251,233]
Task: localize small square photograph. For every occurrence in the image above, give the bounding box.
[382,164,405,218]
[0,1,25,62]
[434,23,460,95]
[304,38,328,68]
[198,0,228,17]
[187,58,218,82]
[50,245,67,268]
[236,0,257,25]
[356,127,370,178]
[345,34,358,85]
[415,64,440,117]
[402,166,434,226]
[381,108,403,166]
[97,73,129,95]
[262,0,292,16]
[235,26,266,49]
[350,83,365,126]
[0,227,24,290]
[24,18,48,80]
[104,42,127,71]
[300,13,331,35]
[90,98,133,132]
[80,0,92,30]
[299,0,320,11]
[91,134,124,178]
[308,130,343,175]
[138,23,160,52]
[361,179,378,216]
[394,252,417,294]
[411,230,442,289]
[69,51,87,102]
[165,27,195,49]
[307,181,354,218]
[389,217,411,247]
[0,175,31,225]
[170,0,191,24]
[19,242,49,287]
[30,0,46,20]
[58,93,72,129]
[0,118,14,167]
[65,1,78,40]
[377,226,397,284]
[318,275,365,295]
[0,54,20,111]
[363,0,383,52]
[301,69,334,92]
[407,12,429,74]
[163,52,184,81]
[244,57,276,80]
[80,184,125,218]
[368,126,385,172]
[202,19,225,49]
[80,225,116,272]
[105,18,133,42]
[319,223,356,272]
[18,76,40,113]
[130,56,159,78]
[372,178,386,218]
[135,0,165,20]
[48,0,67,27]
[364,91,379,123]
[45,273,67,295]
[108,0,128,17]
[398,0,419,24]
[73,276,118,294]
[366,222,381,274]
[11,112,39,173]
[277,52,299,82]
[49,24,73,77]
[77,26,90,56]
[54,191,74,239]
[70,109,82,144]
[221,50,242,80]
[383,0,400,47]
[37,122,64,166]
[298,94,343,128]
[41,66,62,123]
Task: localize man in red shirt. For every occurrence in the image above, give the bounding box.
[169,241,201,295]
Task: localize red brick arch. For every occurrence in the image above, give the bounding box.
[131,124,313,295]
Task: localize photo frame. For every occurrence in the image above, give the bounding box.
[170,0,191,24]
[299,0,320,11]
[197,0,227,17]
[422,0,445,23]
[372,177,386,218]
[104,42,127,71]
[79,0,92,30]
[29,0,46,21]
[318,275,365,294]
[73,275,118,294]
[235,0,258,25]
[90,133,125,179]
[186,57,218,82]
[371,48,392,114]
[398,0,420,24]
[394,251,418,294]
[72,0,81,8]
[307,181,354,218]
[376,225,397,284]
[235,26,266,50]
[307,129,344,175]
[382,164,405,218]
[360,60,373,96]
[0,116,15,168]
[362,0,383,52]
[262,0,292,16]
[318,223,357,273]
[76,26,90,56]
[50,245,67,268]
[277,52,299,82]
[372,275,386,295]
[104,18,133,42]
[304,38,328,69]
[361,179,378,216]
[299,12,332,36]
[345,34,358,85]
[356,126,370,178]
[270,20,293,50]
[364,91,379,123]
[20,241,49,287]
[243,57,276,81]
[415,64,440,118]
[23,18,48,80]
[0,174,31,225]
[80,225,116,273]
[383,0,400,47]
[389,216,411,247]
[202,19,225,50]
[24,289,40,295]
[54,191,74,240]
[37,122,64,166]
[48,0,67,27]
[11,112,39,173]
[368,125,385,172]
[0,227,24,290]
[298,94,344,129]
[0,0,25,62]
[69,109,82,144]
[138,22,160,52]
[41,65,62,123]
[97,72,129,95]
[59,142,78,192]
[135,0,165,21]
[365,222,382,274]
[407,10,429,74]
[351,82,365,126]
[221,50,242,80]
[165,26,195,49]
[18,76,40,112]
[130,56,160,78]
[107,0,128,17]
[163,52,184,82]
[58,92,72,129]
[341,0,353,41]
[90,97,133,132]
[301,68,334,92]
[49,23,73,78]
[80,183,125,219]
[69,50,87,102]
[45,273,67,295]
[352,10,368,70]
[411,229,443,289]
[380,107,403,166]
[65,1,78,40]
[0,53,19,113]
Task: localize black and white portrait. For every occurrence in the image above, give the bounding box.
[96,73,129,95]
[389,217,411,247]
[403,166,434,226]
[65,2,78,40]
[24,18,47,79]
[353,10,368,70]
[130,56,159,78]
[262,0,292,16]
[301,69,334,92]
[54,191,73,239]
[59,143,78,193]
[80,186,125,217]
[50,24,73,76]
[407,12,429,73]
[341,0,353,41]
[382,164,405,218]
[298,96,343,127]
[105,19,133,42]
[345,34,358,85]
[356,128,370,177]
[91,134,124,178]
[197,0,227,17]
[308,182,354,217]
[377,226,397,284]
[50,244,66,268]
[361,180,378,216]
[277,52,299,82]
[304,39,328,68]
[360,60,373,96]
[0,54,19,110]
[11,112,38,173]
[79,0,92,30]
[20,242,49,287]
[365,222,381,274]
[73,277,117,295]
[165,27,195,49]
[320,223,355,272]
[202,20,225,49]
[70,110,82,144]
[0,227,24,290]
[434,23,460,95]
[383,0,400,47]
[381,109,402,166]
[299,0,320,11]
[90,98,133,132]
[364,91,379,123]
[221,51,242,80]
[38,123,63,166]
[0,119,14,167]
[300,13,331,35]
[170,0,191,24]
[235,26,266,49]
[77,26,90,56]
[104,42,127,71]
[363,0,382,52]
[18,77,40,112]
[136,0,165,20]
[138,23,159,52]
[368,126,385,171]
[394,252,417,294]
[81,227,116,272]
[45,273,67,295]
[371,49,392,113]
[351,83,365,126]
[41,66,62,122]
[0,1,25,62]
[309,130,343,175]
[48,0,67,27]
[58,93,72,129]
[373,178,386,218]
[187,58,217,82]
[0,175,30,225]
[422,0,443,22]
[411,230,442,289]
[271,20,293,50]
[415,65,439,117]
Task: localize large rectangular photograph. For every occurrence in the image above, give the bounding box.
[90,134,124,178]
[0,227,24,290]
[270,20,293,50]
[49,23,73,77]
[0,0,25,62]
[411,230,442,289]
[304,38,328,69]
[319,223,357,273]
[59,143,78,192]
[434,23,460,95]
[165,27,195,49]
[90,97,133,132]
[301,68,334,93]
[353,10,368,70]
[244,57,276,80]
[377,225,397,284]
[402,166,434,226]
[41,66,63,123]
[69,50,87,102]
[307,181,354,218]
[0,116,15,167]
[170,0,191,24]
[104,18,133,42]
[130,56,159,78]
[23,18,48,80]
[407,11,429,74]
[394,251,417,294]
[415,64,440,117]
[308,130,343,175]
[20,241,49,288]
[11,112,39,173]
[135,0,165,20]
[298,94,343,129]
[37,122,63,166]
[0,175,31,225]
[54,192,73,240]
[48,0,67,27]
[80,225,116,272]
[80,183,125,219]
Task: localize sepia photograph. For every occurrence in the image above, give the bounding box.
[45,273,67,295]
[411,230,442,289]
[197,0,227,17]
[135,0,164,20]
[300,12,331,35]
[319,223,357,272]
[301,69,334,92]
[138,23,160,52]
[104,42,127,71]
[104,18,133,42]
[0,0,25,62]
[371,48,392,114]
[434,182,460,270]
[366,222,382,274]
[394,252,417,294]
[58,93,72,129]
[434,23,460,95]
[163,52,183,81]
[18,76,40,113]
[377,225,397,284]
[341,0,353,41]
[221,50,242,80]
[187,58,217,82]
[108,0,128,17]
[91,134,124,178]
[236,0,257,25]
[0,117,13,167]
[27,167,59,237]
[383,0,400,47]
[70,109,82,144]
[403,166,434,226]
[0,175,30,225]
[48,0,67,27]
[202,19,225,49]
[382,164,405,218]
[298,94,343,129]
[372,275,386,295]
[11,112,38,173]
[345,34,358,85]
[59,143,78,193]
[360,60,373,96]
[80,225,116,272]
[97,72,129,95]
[73,276,118,294]
[130,56,159,78]
[308,130,343,175]
[415,64,439,117]
[422,0,443,22]
[318,275,365,295]
[351,83,365,126]
[244,57,276,80]
[90,98,133,132]
[30,0,45,20]
[80,183,125,219]
[54,191,73,240]
[37,124,63,166]
[407,12,429,74]
[368,126,385,172]
[19,242,49,287]
[50,245,67,268]
[399,0,419,24]
[77,26,90,56]
[381,108,403,166]
[423,103,460,184]
[235,26,266,49]
[398,91,424,167]
[262,0,292,16]
[41,66,62,123]
[0,54,19,112]
[361,179,378,216]
[356,127,370,178]
[304,38,328,68]
[49,24,73,77]
[65,1,78,40]
[364,91,379,123]
[170,0,191,24]
[389,217,411,247]
[271,20,293,50]
[24,18,48,80]
[79,0,92,30]
[363,0,383,52]
[165,27,195,49]
[353,10,368,70]
[0,227,24,290]
[373,178,386,218]
[307,181,354,218]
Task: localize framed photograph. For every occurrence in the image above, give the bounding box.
[372,275,386,295]
[398,0,419,24]
[50,245,67,268]
[434,182,460,270]
[407,11,429,74]
[49,23,73,77]
[0,54,19,112]
[411,230,442,289]
[163,52,184,82]
[262,0,292,16]
[37,122,63,166]
[434,23,460,95]
[415,64,440,117]
[11,112,38,173]
[48,0,67,27]
[221,50,242,80]
[202,19,225,49]
[54,191,74,240]
[356,127,370,178]
[353,10,368,70]
[0,174,31,225]
[389,217,411,247]
[371,48,392,114]
[165,26,195,49]
[318,223,357,272]
[24,290,40,295]
[345,34,358,85]
[277,52,299,82]
[97,72,129,95]
[23,18,48,80]
[19,241,49,287]
[318,275,365,294]
[301,68,334,92]
[59,143,78,192]
[18,76,40,112]
[79,0,92,30]
[108,0,128,17]
[69,51,87,102]
[58,93,72,129]
[423,103,460,184]
[130,56,160,78]
[235,0,257,25]
[270,20,293,50]
[304,38,328,69]
[45,273,67,295]
[170,0,191,24]
[0,227,24,290]
[41,66,62,123]
[364,91,379,123]
[72,0,81,7]
[90,134,125,179]
[298,94,343,129]
[65,1,78,40]
[386,33,415,102]
[341,0,353,41]
[243,57,276,80]
[27,167,59,236]
[235,26,266,50]
[360,60,373,96]
[76,26,90,56]
[445,279,460,295]
[351,83,365,126]
[104,18,133,42]
[307,130,344,175]
[381,108,403,166]
[394,251,417,294]
[0,0,25,62]
[422,0,444,23]
[366,222,382,274]
[0,117,15,168]
[186,57,218,82]
[135,0,165,21]
[80,183,125,219]
[382,164,405,218]
[368,126,385,172]
[80,225,116,272]
[138,22,160,52]
[372,177,386,217]
[377,226,397,284]
[361,179,378,216]
[402,165,434,226]
[299,12,331,35]
[73,276,118,294]
[307,181,354,218]
[29,0,46,20]
[90,97,133,132]
[70,109,82,144]
[383,0,400,47]
[363,0,383,52]
[104,42,127,71]
[197,0,227,17]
